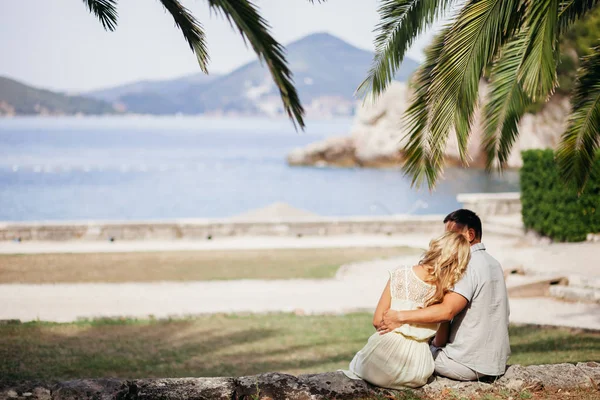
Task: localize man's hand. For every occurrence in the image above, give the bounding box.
[376,309,405,335]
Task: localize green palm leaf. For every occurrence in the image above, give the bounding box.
[357,0,455,99]
[556,46,600,191]
[401,27,449,189]
[159,0,209,74]
[207,0,304,129]
[483,33,532,171]
[519,0,560,101]
[558,0,600,31]
[425,0,522,182]
[82,0,118,31]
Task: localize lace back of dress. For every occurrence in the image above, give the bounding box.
[390,266,433,306]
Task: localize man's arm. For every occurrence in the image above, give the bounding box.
[377,292,467,334]
[432,322,451,348]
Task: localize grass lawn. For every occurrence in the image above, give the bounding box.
[0,247,418,283]
[1,313,599,389]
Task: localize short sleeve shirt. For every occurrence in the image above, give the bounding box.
[443,243,511,376]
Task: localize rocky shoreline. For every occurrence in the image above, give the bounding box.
[288,82,571,170]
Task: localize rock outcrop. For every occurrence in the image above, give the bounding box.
[2,362,599,400]
[287,82,571,169]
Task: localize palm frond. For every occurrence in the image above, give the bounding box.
[83,0,118,31]
[158,0,209,74]
[558,0,600,31]
[426,0,522,174]
[357,0,455,100]
[482,33,532,171]
[207,0,304,129]
[556,46,600,191]
[401,27,449,189]
[519,0,560,102]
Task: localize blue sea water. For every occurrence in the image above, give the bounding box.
[0,116,519,222]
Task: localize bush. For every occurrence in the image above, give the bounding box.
[520,150,600,242]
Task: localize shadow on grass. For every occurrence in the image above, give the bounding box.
[0,314,371,387]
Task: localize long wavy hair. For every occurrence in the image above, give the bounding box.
[419,231,471,307]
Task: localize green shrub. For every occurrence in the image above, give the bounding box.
[520,150,600,242]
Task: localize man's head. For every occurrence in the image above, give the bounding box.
[443,209,482,244]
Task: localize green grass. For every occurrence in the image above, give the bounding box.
[0,247,417,283]
[1,313,599,388]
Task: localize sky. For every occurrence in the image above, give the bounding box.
[0,0,440,92]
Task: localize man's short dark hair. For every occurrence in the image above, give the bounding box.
[444,209,483,239]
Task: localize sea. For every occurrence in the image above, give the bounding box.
[0,116,519,222]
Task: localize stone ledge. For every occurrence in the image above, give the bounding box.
[1,362,599,400]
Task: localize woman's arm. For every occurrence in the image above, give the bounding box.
[372,279,392,330]
[432,321,450,348]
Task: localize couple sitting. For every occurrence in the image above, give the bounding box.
[344,209,510,388]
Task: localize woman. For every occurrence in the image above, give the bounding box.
[343,231,471,389]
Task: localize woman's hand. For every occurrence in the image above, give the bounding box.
[376,310,405,335]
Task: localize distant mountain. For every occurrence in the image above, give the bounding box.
[85,33,420,117]
[86,72,219,103]
[182,33,419,117]
[0,76,117,116]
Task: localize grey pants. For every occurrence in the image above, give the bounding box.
[430,345,486,381]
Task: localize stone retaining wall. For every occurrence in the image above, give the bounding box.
[1,363,599,399]
[456,192,521,217]
[0,215,444,242]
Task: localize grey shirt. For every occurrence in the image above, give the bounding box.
[443,243,511,376]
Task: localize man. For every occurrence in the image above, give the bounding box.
[378,209,510,381]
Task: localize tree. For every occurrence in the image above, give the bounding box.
[359,0,600,191]
[82,0,305,129]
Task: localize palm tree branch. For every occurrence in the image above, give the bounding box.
[556,46,600,190]
[482,33,532,171]
[82,0,118,31]
[158,0,209,74]
[401,27,449,189]
[519,0,560,101]
[427,0,522,169]
[206,0,304,129]
[357,0,454,99]
[558,0,600,32]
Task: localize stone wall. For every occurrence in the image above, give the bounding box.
[2,363,599,400]
[456,192,521,217]
[0,215,444,242]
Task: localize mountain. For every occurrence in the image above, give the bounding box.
[85,33,420,117]
[0,76,117,116]
[87,73,219,103]
[180,32,420,117]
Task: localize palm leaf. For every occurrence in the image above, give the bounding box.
[207,0,304,129]
[482,33,532,171]
[357,0,455,99]
[519,0,560,101]
[425,0,522,182]
[401,27,449,189]
[82,0,118,31]
[159,0,209,74]
[558,0,600,31]
[556,46,600,191]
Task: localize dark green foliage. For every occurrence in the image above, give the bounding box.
[520,149,600,241]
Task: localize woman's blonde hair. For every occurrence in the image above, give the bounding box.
[419,231,471,307]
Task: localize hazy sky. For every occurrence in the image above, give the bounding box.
[0,0,440,92]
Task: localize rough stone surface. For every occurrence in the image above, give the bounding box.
[1,363,599,399]
[287,81,571,169]
[120,377,236,400]
[578,361,600,388]
[52,379,124,400]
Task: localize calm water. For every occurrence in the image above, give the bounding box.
[0,116,519,221]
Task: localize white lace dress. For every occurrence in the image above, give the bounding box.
[343,266,439,389]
